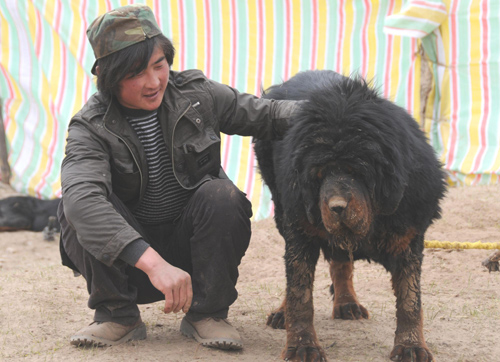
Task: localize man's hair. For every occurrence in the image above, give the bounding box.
[95,34,175,99]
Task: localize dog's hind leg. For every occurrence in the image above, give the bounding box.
[329,259,369,320]
[281,238,326,362]
[267,297,286,329]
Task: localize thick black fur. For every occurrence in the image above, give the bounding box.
[254,70,446,361]
[256,70,446,263]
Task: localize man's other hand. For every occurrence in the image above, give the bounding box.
[135,247,193,313]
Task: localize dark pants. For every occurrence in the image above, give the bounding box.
[59,179,252,325]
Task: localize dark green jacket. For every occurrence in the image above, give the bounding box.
[61,69,297,266]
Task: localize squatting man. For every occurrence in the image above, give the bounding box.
[58,4,297,350]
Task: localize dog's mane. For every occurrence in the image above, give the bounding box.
[267,71,421,219]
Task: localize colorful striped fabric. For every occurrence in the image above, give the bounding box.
[439,0,500,185]
[384,0,448,38]
[390,0,500,186]
[0,0,498,221]
[384,0,500,186]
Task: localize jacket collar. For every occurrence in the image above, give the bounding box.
[162,77,191,118]
[100,74,193,158]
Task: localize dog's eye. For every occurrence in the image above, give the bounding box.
[311,167,326,180]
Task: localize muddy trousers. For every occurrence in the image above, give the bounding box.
[59,179,252,326]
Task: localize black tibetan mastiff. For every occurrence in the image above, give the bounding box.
[254,70,446,362]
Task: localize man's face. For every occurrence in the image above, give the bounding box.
[116,45,169,110]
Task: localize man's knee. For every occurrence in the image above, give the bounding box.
[196,179,253,219]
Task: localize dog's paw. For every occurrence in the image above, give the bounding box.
[390,344,434,362]
[266,310,286,329]
[282,345,327,362]
[333,302,369,320]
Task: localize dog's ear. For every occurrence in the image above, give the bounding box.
[374,166,407,215]
[301,187,317,224]
[295,166,320,224]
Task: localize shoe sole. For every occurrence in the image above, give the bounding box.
[180,318,243,350]
[70,322,147,347]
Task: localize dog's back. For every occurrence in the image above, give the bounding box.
[263,70,347,100]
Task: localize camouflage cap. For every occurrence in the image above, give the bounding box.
[87,4,162,75]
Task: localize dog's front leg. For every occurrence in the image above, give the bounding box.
[281,238,326,362]
[389,250,434,362]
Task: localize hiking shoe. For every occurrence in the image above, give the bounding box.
[70,318,146,347]
[180,316,243,350]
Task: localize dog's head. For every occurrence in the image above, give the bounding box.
[0,197,34,231]
[285,75,411,244]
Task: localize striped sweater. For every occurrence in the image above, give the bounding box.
[123,107,193,225]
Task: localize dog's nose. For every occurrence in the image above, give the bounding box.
[328,197,347,214]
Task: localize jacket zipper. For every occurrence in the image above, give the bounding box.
[171,103,194,190]
[103,123,144,199]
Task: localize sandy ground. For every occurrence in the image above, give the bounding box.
[0,182,499,362]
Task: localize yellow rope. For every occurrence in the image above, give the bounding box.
[424,240,500,250]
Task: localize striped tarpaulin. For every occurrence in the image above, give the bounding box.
[0,0,497,220]
[386,0,500,186]
[435,0,500,185]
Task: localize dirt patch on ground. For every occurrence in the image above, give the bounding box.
[0,182,499,361]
